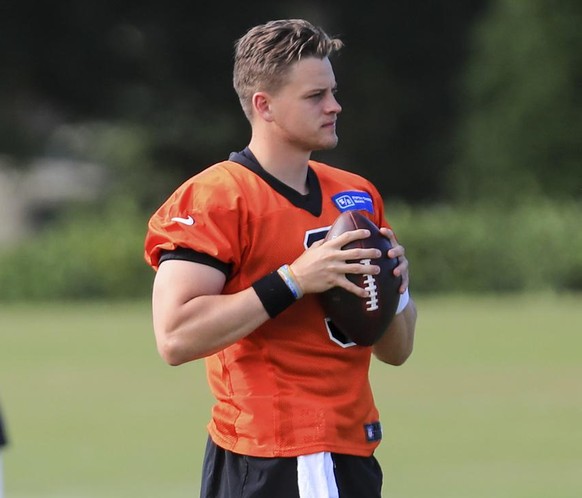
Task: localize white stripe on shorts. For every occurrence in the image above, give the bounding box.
[297,451,339,498]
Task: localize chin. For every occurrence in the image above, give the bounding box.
[294,133,338,153]
[321,138,339,151]
[313,135,339,151]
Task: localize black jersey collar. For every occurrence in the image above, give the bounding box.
[228,148,322,216]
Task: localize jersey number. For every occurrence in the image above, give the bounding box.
[304,227,356,348]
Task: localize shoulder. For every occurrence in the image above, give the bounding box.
[309,159,381,195]
[309,160,375,185]
[167,160,254,208]
[177,160,249,191]
[309,160,386,223]
[145,161,253,270]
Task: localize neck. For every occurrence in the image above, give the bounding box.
[247,135,311,194]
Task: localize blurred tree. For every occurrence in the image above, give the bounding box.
[326,1,487,202]
[0,0,486,208]
[449,0,582,203]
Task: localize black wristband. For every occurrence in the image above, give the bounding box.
[252,270,297,318]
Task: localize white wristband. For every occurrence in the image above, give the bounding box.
[395,288,410,315]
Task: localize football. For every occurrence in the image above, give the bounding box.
[320,210,402,346]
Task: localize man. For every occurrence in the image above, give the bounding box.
[144,19,417,498]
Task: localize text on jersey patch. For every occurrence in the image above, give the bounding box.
[332,191,374,214]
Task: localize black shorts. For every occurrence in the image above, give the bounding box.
[200,437,383,498]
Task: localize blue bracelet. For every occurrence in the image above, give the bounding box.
[277,265,304,300]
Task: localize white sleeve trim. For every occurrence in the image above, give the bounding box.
[396,288,410,315]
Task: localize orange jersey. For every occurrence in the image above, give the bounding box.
[145,150,391,457]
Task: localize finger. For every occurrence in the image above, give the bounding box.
[379,227,403,258]
[309,238,325,249]
[399,272,409,293]
[388,244,404,259]
[343,261,381,276]
[340,247,382,262]
[393,257,409,292]
[326,228,371,247]
[379,227,397,243]
[393,256,408,277]
[335,276,372,298]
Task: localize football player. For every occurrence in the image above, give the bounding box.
[145,18,417,498]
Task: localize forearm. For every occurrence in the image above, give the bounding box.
[372,298,417,365]
[153,287,270,365]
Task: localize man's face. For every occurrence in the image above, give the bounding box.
[267,56,342,152]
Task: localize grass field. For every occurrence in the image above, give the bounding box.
[1,294,581,497]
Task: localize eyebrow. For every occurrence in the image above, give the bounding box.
[305,84,338,95]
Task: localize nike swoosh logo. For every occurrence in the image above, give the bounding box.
[171,215,194,226]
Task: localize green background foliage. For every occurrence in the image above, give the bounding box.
[391,200,582,293]
[0,201,152,301]
[0,200,580,300]
[450,0,582,203]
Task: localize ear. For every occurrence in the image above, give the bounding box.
[252,92,274,122]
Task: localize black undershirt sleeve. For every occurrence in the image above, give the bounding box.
[158,247,232,277]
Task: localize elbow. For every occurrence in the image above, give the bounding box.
[375,346,413,366]
[391,347,413,366]
[156,335,190,366]
[395,341,414,365]
[155,325,210,366]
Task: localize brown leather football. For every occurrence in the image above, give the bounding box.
[320,210,402,346]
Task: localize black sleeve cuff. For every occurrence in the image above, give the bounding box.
[252,271,297,318]
[159,247,231,277]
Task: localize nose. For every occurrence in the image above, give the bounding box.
[327,93,342,114]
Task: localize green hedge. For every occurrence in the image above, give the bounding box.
[0,202,154,301]
[0,200,580,301]
[390,199,582,293]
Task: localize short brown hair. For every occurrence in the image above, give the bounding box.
[233,19,344,120]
